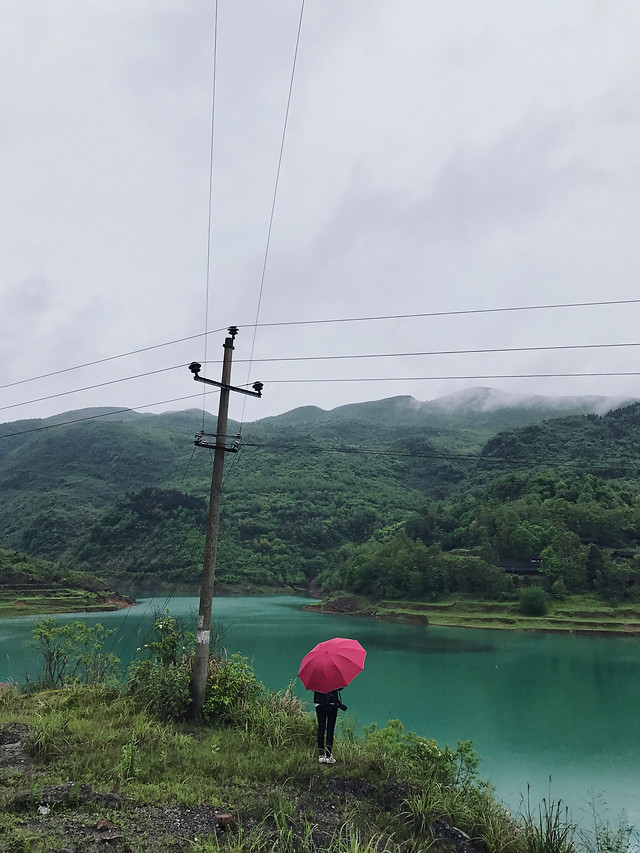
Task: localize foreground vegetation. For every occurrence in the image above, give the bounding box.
[0,613,636,852]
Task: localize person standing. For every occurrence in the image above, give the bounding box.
[314,687,345,764]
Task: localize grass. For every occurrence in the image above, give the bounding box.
[0,587,120,616]
[311,593,640,634]
[0,682,636,852]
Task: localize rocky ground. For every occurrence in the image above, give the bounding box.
[0,722,483,852]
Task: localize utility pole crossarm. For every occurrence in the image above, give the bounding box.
[189,362,263,398]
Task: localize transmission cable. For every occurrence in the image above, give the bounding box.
[201,0,219,431]
[5,339,640,415]
[4,298,640,392]
[0,365,185,413]
[0,392,218,439]
[241,0,305,427]
[262,370,640,384]
[204,340,640,366]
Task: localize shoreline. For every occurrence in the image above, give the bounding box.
[303,593,640,635]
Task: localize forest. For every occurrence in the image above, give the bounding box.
[1,392,639,603]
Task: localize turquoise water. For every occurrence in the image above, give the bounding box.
[2,594,639,828]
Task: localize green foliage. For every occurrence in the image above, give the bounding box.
[26,618,119,691]
[551,579,568,600]
[127,610,195,721]
[4,401,640,601]
[145,608,196,666]
[0,548,107,594]
[127,610,261,726]
[519,586,549,617]
[202,652,262,725]
[127,657,192,722]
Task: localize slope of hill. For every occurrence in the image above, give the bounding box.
[478,401,640,478]
[0,389,634,589]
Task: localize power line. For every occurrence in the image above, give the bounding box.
[0,328,228,392]
[0,392,215,439]
[0,365,185,413]
[253,298,640,328]
[237,441,640,472]
[202,0,219,431]
[5,340,640,415]
[4,297,640,392]
[261,370,640,384]
[210,340,640,365]
[242,0,305,422]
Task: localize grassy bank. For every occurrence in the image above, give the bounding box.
[0,612,636,852]
[307,593,640,634]
[2,682,633,853]
[0,548,134,617]
[0,587,133,617]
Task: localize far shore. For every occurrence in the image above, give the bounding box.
[303,592,640,635]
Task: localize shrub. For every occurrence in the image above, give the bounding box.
[202,653,262,725]
[551,579,568,600]
[26,618,119,691]
[127,657,192,722]
[519,586,549,616]
[127,610,195,720]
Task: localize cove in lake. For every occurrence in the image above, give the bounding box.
[2,594,639,829]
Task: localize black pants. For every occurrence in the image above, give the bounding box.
[316,704,338,754]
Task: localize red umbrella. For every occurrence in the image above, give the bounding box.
[298,637,366,693]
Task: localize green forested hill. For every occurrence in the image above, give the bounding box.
[321,403,640,602]
[478,402,640,478]
[0,390,636,591]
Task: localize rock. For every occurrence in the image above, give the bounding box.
[217,812,237,830]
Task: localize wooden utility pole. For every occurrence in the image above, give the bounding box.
[187,327,262,719]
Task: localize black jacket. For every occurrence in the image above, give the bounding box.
[313,689,342,706]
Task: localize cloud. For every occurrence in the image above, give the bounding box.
[1,1,640,422]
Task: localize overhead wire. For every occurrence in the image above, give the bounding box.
[0,364,185,412]
[1,366,638,437]
[4,340,640,415]
[105,435,209,659]
[259,370,640,384]
[239,440,640,473]
[208,339,640,365]
[0,392,218,439]
[240,0,306,426]
[0,327,228,391]
[202,0,219,432]
[3,297,640,393]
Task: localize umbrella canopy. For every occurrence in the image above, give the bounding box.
[298,637,366,693]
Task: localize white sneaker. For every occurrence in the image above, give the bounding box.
[318,754,327,764]
[324,754,336,765]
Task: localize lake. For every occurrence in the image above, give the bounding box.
[2,594,639,829]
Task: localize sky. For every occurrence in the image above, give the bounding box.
[2,0,640,427]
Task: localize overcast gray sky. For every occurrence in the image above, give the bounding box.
[2,0,640,425]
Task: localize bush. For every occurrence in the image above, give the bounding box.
[26,618,120,691]
[551,579,568,600]
[127,657,192,722]
[519,586,549,616]
[202,653,262,725]
[127,611,264,725]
